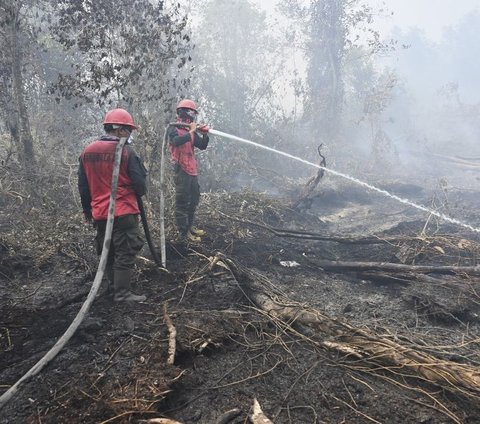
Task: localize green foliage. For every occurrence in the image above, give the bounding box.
[189,0,293,189]
[49,0,192,107]
[277,1,398,148]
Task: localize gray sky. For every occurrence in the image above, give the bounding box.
[373,0,480,40]
[255,0,480,41]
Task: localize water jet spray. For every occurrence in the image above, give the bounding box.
[208,128,480,234]
[158,125,480,268]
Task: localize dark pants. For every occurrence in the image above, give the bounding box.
[94,214,144,272]
[174,165,200,236]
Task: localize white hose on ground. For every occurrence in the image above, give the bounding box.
[159,127,168,268]
[0,136,128,409]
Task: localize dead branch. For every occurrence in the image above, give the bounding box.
[0,137,129,409]
[331,395,382,424]
[216,253,480,400]
[163,302,177,365]
[215,408,242,424]
[428,152,480,170]
[291,144,326,210]
[313,259,480,275]
[251,398,273,424]
[218,210,474,251]
[218,211,394,244]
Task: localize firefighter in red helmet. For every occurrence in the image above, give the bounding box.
[78,108,147,302]
[168,99,210,242]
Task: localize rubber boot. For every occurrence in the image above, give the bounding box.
[187,232,201,243]
[113,269,146,302]
[189,226,205,236]
[96,264,114,298]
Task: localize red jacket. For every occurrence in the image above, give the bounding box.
[168,122,209,176]
[79,136,146,220]
[169,127,198,175]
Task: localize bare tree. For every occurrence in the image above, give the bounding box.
[281,0,395,152]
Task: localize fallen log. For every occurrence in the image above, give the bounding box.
[313,259,480,275]
[216,253,480,400]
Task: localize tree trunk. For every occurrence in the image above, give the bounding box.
[2,1,36,173]
[308,0,346,143]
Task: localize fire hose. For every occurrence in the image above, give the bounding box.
[3,118,480,410]
[158,122,269,268]
[158,122,480,268]
[0,136,129,409]
[137,194,162,267]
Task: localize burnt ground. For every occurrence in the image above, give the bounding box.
[1,181,480,423]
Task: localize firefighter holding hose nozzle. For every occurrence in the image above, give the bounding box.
[78,108,147,302]
[168,99,210,243]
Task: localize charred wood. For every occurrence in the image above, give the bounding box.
[215,253,480,400]
[314,259,480,275]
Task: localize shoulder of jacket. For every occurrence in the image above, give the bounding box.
[168,126,181,136]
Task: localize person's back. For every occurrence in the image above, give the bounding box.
[81,136,140,220]
[78,108,147,303]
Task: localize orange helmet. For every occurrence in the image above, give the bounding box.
[103,108,137,129]
[176,99,198,112]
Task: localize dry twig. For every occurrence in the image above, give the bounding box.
[163,302,177,365]
[214,253,480,401]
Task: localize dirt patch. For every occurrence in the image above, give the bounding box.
[1,186,480,423]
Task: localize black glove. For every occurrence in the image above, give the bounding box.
[83,209,93,222]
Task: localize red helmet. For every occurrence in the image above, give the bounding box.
[103,108,137,129]
[176,99,198,112]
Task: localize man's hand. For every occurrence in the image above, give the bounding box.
[84,210,93,222]
[198,124,209,134]
[188,122,197,133]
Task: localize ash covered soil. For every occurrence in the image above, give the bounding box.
[1,182,480,423]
